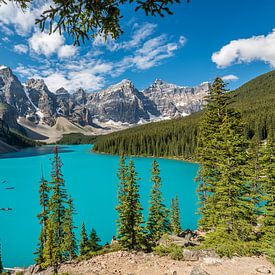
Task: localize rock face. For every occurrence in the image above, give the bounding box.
[0,66,209,132]
[143,79,209,118]
[87,79,156,124]
[0,66,34,117]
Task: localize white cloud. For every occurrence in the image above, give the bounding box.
[124,34,184,70]
[29,30,64,56]
[221,74,239,81]
[93,22,158,51]
[0,22,13,36]
[58,45,77,59]
[14,44,28,54]
[212,29,275,68]
[28,29,76,58]
[16,58,113,92]
[0,1,50,36]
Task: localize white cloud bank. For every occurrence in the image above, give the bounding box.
[212,29,275,68]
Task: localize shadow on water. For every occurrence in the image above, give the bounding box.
[0,146,75,159]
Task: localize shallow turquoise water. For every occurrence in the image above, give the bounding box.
[0,145,199,268]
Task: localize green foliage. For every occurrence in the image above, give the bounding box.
[57,133,98,145]
[201,229,260,257]
[93,70,275,159]
[0,117,39,148]
[146,160,170,244]
[153,243,183,260]
[116,157,146,250]
[170,196,182,235]
[35,174,50,265]
[195,77,230,230]
[196,78,259,257]
[79,222,90,256]
[62,197,78,260]
[88,228,102,252]
[259,138,275,263]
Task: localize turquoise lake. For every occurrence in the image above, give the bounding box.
[0,145,199,268]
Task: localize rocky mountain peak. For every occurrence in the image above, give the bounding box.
[55,87,69,95]
[26,79,50,93]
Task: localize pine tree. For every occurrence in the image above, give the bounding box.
[147,160,170,243]
[0,243,3,274]
[89,228,101,252]
[196,77,231,230]
[170,196,182,235]
[202,110,256,256]
[42,219,58,270]
[62,196,78,261]
[260,138,275,262]
[47,145,68,266]
[79,222,89,256]
[35,172,50,265]
[116,155,128,240]
[246,137,263,227]
[116,159,145,250]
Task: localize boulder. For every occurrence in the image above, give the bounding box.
[190,266,210,275]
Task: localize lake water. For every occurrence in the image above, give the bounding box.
[0,145,199,268]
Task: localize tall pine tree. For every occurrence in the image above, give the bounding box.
[47,145,68,267]
[200,90,256,256]
[116,159,145,250]
[79,222,90,256]
[147,160,169,243]
[35,172,50,265]
[170,196,182,235]
[89,228,101,252]
[116,155,128,241]
[196,77,231,230]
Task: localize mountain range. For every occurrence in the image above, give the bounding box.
[0,65,209,142]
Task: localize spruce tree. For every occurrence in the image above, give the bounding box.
[170,196,182,235]
[62,196,78,261]
[260,138,275,262]
[42,219,58,269]
[0,243,3,274]
[202,110,256,256]
[116,155,128,240]
[246,137,263,227]
[47,145,68,265]
[116,159,145,250]
[196,77,231,230]
[35,173,50,265]
[147,160,169,243]
[79,222,89,256]
[89,228,101,252]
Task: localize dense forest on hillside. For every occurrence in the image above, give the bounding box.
[0,119,38,148]
[93,71,275,159]
[57,133,98,145]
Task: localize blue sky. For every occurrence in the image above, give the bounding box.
[0,0,275,92]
